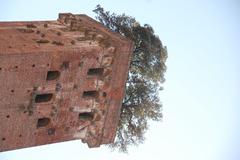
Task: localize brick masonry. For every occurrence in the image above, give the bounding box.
[0,13,133,152]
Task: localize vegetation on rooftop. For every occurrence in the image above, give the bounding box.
[93,5,168,152]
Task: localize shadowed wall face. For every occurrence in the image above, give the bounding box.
[0,13,133,152]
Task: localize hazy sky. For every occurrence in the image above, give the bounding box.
[0,0,239,160]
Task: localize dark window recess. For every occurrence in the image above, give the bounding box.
[35,93,53,103]
[87,68,104,76]
[37,118,50,128]
[82,91,98,98]
[46,71,60,80]
[79,112,94,121]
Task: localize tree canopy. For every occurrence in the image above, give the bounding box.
[93,5,168,152]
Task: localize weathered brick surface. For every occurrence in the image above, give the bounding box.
[0,13,133,152]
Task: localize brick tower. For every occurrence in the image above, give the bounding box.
[0,13,133,152]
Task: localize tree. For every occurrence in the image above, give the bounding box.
[93,5,168,152]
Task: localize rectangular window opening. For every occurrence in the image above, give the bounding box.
[46,71,60,81]
[79,112,94,121]
[37,117,50,128]
[87,68,104,76]
[35,93,53,103]
[82,90,98,98]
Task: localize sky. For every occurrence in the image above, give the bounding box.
[0,0,239,160]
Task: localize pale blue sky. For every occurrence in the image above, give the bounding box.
[0,0,239,160]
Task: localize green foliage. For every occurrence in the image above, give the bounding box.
[93,5,168,152]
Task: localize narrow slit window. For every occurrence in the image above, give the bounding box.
[37,118,50,128]
[79,112,94,121]
[87,68,104,76]
[82,91,98,98]
[35,93,53,103]
[46,71,60,80]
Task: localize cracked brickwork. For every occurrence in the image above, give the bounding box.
[0,13,133,152]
